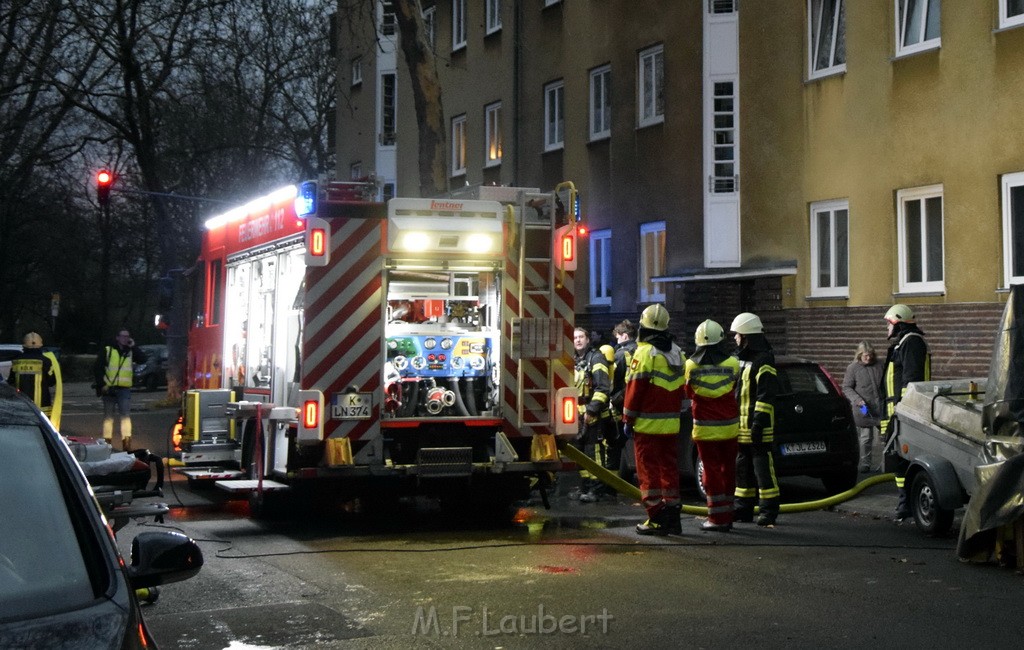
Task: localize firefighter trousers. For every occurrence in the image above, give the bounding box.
[634,432,680,519]
[696,437,739,525]
[735,441,780,513]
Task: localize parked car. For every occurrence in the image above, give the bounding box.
[134,344,168,391]
[0,343,22,382]
[0,382,202,648]
[620,355,860,496]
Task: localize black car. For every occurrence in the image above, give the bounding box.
[0,382,202,648]
[134,344,168,391]
[620,355,860,496]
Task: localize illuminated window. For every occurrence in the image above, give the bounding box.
[590,229,611,305]
[484,102,502,167]
[451,114,466,176]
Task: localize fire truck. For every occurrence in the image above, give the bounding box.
[179,180,581,516]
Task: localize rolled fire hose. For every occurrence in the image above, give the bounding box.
[557,439,895,516]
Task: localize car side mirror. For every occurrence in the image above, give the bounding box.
[127,531,203,588]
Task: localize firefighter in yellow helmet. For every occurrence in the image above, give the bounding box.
[572,327,614,502]
[685,320,740,532]
[881,303,930,522]
[7,332,63,426]
[730,312,781,527]
[622,304,687,535]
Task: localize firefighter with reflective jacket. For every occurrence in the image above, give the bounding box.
[573,327,614,502]
[880,303,931,521]
[7,332,63,427]
[685,320,740,532]
[93,329,146,451]
[731,312,781,527]
[610,319,638,413]
[623,304,686,536]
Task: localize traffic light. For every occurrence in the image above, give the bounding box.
[96,170,113,207]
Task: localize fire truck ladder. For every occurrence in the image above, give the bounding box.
[514,191,562,430]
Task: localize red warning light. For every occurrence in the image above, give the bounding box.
[309,227,327,257]
[302,400,320,429]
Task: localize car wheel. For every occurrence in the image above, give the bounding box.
[910,471,954,536]
[821,466,858,495]
[693,454,708,501]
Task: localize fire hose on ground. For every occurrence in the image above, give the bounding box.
[557,439,895,516]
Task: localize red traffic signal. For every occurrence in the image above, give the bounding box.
[96,169,113,207]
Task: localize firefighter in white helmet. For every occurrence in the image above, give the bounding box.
[622,304,686,535]
[881,303,930,522]
[7,332,63,427]
[685,320,740,532]
[729,312,781,526]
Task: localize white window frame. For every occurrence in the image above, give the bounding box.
[351,57,362,86]
[809,199,850,298]
[423,6,436,49]
[895,0,941,57]
[452,0,466,51]
[451,114,467,176]
[640,221,666,303]
[378,72,396,146]
[589,229,612,306]
[1001,172,1024,287]
[486,0,502,35]
[589,65,611,141]
[544,80,564,152]
[638,44,664,128]
[350,162,362,180]
[379,0,396,36]
[544,0,561,6]
[484,101,502,167]
[1000,0,1024,29]
[897,184,945,294]
[808,0,846,79]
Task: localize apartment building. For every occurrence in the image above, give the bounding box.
[335,1,1024,379]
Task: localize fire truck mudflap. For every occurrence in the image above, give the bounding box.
[182,181,581,515]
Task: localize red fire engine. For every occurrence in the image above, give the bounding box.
[180,180,580,516]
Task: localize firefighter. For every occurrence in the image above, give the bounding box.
[94,328,147,451]
[730,312,781,527]
[685,320,740,532]
[7,332,63,426]
[623,304,686,536]
[598,343,624,481]
[880,303,930,522]
[572,327,613,502]
[610,319,638,411]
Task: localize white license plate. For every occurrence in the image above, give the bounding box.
[780,441,827,455]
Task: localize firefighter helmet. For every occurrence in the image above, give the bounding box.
[599,344,615,364]
[730,312,763,335]
[694,320,725,346]
[640,304,670,331]
[885,303,915,324]
[22,332,43,349]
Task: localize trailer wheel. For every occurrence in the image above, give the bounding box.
[910,472,954,536]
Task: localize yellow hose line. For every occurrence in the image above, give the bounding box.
[558,440,895,516]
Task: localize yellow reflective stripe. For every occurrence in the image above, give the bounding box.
[735,487,757,498]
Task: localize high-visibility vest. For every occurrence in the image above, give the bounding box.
[103,346,134,388]
[623,341,686,435]
[685,356,740,441]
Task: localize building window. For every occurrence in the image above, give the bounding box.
[1002,172,1024,286]
[710,0,737,12]
[809,199,849,298]
[897,184,944,294]
[711,81,736,193]
[350,162,362,180]
[1000,0,1024,29]
[544,0,561,6]
[589,229,612,305]
[380,1,396,36]
[484,102,502,167]
[382,181,396,203]
[640,221,666,303]
[423,6,436,48]
[638,44,664,128]
[452,0,466,51]
[895,0,940,57]
[379,72,396,146]
[589,65,611,141]
[809,0,846,78]
[451,114,466,176]
[351,57,362,86]
[486,0,501,35]
[544,80,564,152]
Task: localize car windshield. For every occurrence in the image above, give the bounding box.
[779,365,832,396]
[0,424,96,620]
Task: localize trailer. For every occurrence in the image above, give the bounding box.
[179,180,581,517]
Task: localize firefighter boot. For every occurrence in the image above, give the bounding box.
[659,504,683,535]
[636,504,671,536]
[757,500,780,527]
[894,487,911,522]
[734,499,755,523]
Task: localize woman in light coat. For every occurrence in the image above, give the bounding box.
[842,341,885,472]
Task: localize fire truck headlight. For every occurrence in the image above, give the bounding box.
[403,232,430,251]
[465,233,493,253]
